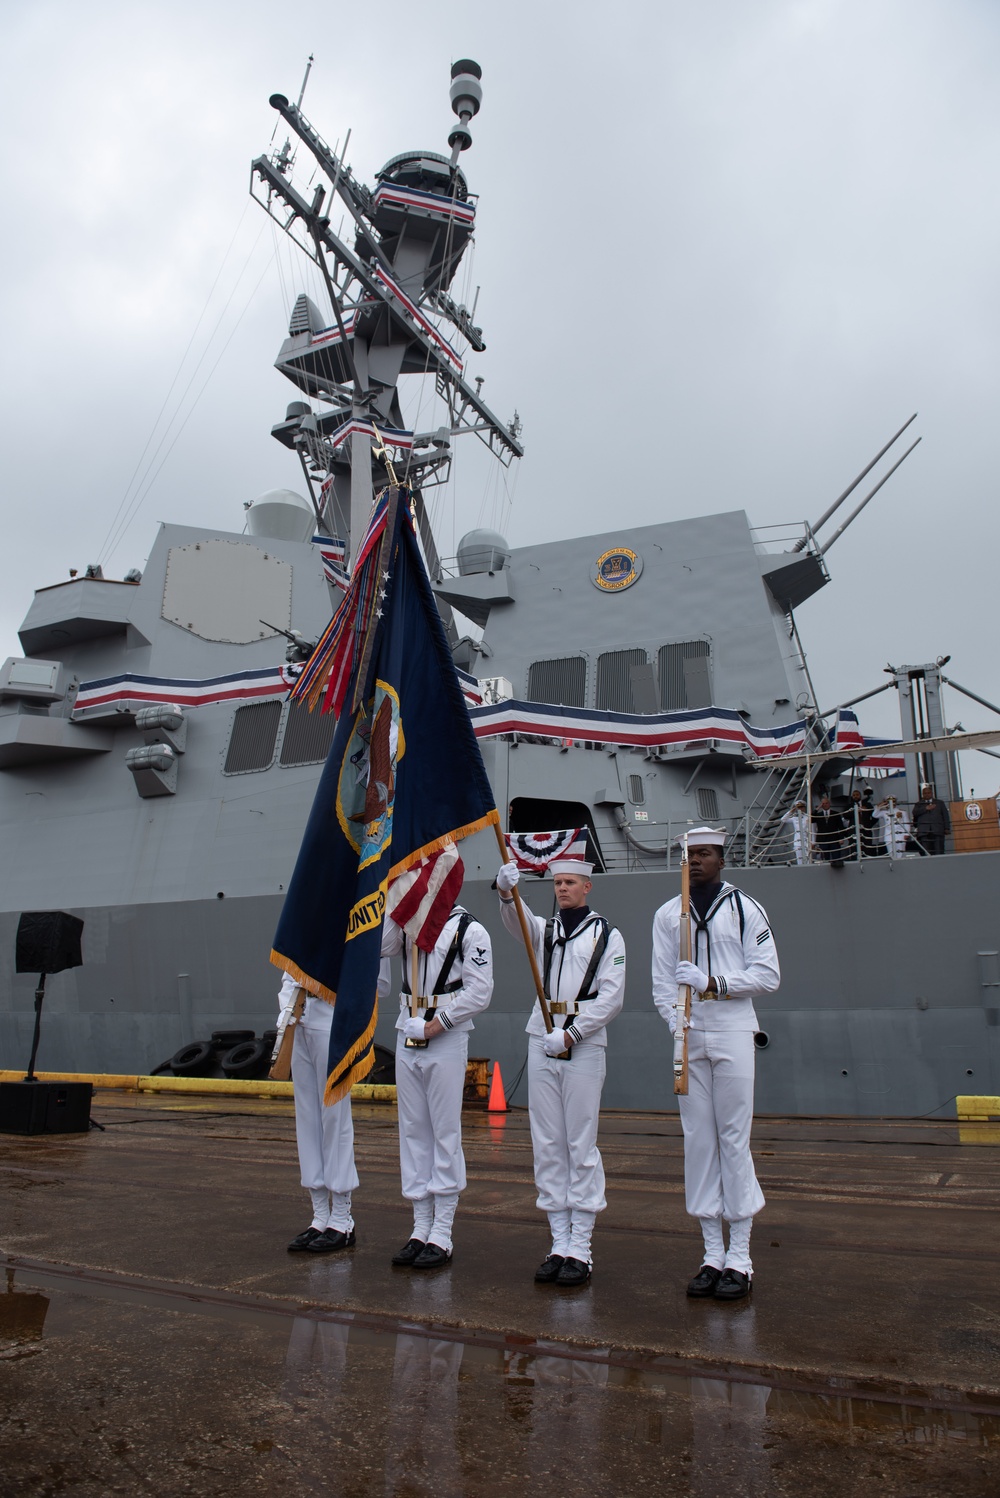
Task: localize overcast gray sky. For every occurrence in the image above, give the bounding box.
[2,1,999,779]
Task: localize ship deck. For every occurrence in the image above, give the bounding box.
[3,1094,1000,1496]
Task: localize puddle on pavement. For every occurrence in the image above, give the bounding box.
[1,1264,998,1497]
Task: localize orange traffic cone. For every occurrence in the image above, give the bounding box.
[487,1060,508,1112]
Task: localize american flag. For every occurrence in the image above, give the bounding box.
[505,828,587,875]
[386,842,464,952]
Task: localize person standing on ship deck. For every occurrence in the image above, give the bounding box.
[495,851,626,1287]
[911,783,951,855]
[651,827,780,1301]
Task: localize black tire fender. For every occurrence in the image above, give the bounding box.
[220,1039,271,1079]
[169,1042,215,1077]
[209,1029,255,1049]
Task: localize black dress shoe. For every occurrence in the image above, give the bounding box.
[714,1269,751,1301]
[686,1264,723,1298]
[534,1254,565,1284]
[391,1238,426,1267]
[412,1242,452,1270]
[555,1257,591,1286]
[304,1227,357,1254]
[287,1226,323,1252]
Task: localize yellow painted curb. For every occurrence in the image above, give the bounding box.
[0,1070,396,1103]
[956,1094,1000,1120]
[956,1096,1000,1145]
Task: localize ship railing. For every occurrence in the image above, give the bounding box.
[755,805,936,866]
[749,520,820,555]
[604,805,936,872]
[601,816,757,873]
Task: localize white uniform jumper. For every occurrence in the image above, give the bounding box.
[381,907,493,1253]
[651,882,780,1275]
[278,967,387,1234]
[877,805,910,858]
[779,810,813,865]
[500,900,626,1264]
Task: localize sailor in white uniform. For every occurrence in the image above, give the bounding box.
[779,801,813,865]
[380,892,493,1269]
[496,853,626,1286]
[281,958,389,1254]
[876,798,910,859]
[651,827,780,1301]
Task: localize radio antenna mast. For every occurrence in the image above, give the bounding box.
[297,54,314,110]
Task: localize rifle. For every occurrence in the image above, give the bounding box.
[673,834,692,1095]
[269,986,305,1080]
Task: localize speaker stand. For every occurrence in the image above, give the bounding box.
[24,973,46,1083]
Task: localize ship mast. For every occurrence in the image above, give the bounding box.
[249,59,523,630]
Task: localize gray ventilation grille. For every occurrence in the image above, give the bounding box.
[658,641,712,710]
[596,649,647,712]
[289,294,314,334]
[696,787,720,821]
[627,774,646,805]
[223,701,282,775]
[280,700,338,767]
[527,657,587,707]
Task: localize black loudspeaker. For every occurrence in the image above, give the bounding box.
[11,910,85,1090]
[16,911,84,975]
[0,1081,93,1135]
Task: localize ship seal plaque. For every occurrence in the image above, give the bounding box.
[591,547,642,592]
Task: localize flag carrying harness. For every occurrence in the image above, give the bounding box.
[402,911,474,1008]
[542,915,611,1015]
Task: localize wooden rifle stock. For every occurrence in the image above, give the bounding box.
[673,847,692,1095]
[269,986,305,1081]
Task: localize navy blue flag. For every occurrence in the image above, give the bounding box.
[272,489,499,1102]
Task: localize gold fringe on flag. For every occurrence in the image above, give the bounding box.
[323,998,380,1105]
[269,951,337,1007]
[388,809,501,881]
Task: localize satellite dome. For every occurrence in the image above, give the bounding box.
[456,528,510,576]
[245,488,314,543]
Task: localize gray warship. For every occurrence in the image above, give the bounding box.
[2,62,999,1116]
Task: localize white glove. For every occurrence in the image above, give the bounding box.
[543,1028,570,1056]
[497,861,520,893]
[676,960,710,995]
[402,1016,428,1042]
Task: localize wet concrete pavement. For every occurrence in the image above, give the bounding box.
[2,1094,1000,1495]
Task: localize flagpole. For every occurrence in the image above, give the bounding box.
[410,941,419,1020]
[406,938,428,1050]
[491,821,556,1034]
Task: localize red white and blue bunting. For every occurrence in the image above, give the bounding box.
[505,829,587,874]
[371,181,476,227]
[372,264,464,375]
[311,534,349,592]
[467,701,810,757]
[834,708,905,770]
[72,667,897,767]
[326,419,413,453]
